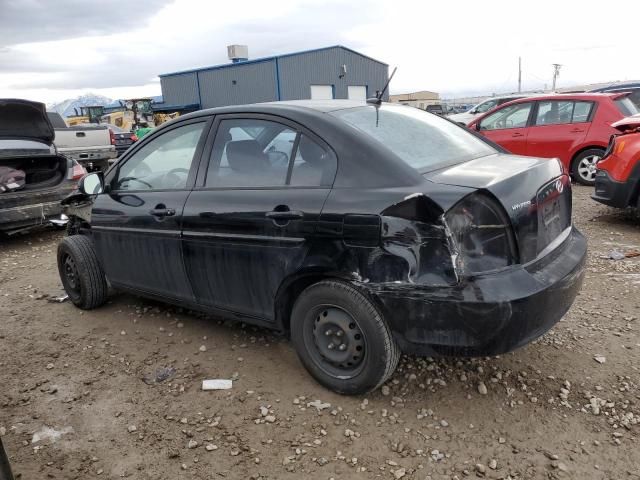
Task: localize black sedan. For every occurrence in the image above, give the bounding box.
[57,100,586,395]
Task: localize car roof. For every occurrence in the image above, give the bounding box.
[179,100,369,121]
[500,92,619,103]
[480,94,530,101]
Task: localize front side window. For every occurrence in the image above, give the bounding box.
[113,122,205,191]
[206,119,296,188]
[332,105,495,171]
[479,102,532,131]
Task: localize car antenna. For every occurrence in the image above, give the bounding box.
[366,67,397,106]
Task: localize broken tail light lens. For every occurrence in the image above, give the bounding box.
[444,193,518,275]
[68,160,87,181]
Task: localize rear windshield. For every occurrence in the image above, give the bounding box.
[615,97,640,117]
[331,105,496,171]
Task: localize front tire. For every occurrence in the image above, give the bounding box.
[290,280,400,395]
[571,149,604,186]
[57,235,108,309]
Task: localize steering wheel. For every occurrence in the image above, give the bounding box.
[164,168,190,188]
[118,176,153,189]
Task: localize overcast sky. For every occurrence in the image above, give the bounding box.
[1,0,639,104]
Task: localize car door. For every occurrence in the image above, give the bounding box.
[91,118,210,300]
[477,101,534,155]
[525,100,592,160]
[181,115,337,322]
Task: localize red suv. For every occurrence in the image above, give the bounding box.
[592,115,640,210]
[468,93,639,185]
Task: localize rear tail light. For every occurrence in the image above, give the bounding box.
[444,193,518,275]
[68,160,87,181]
[109,128,116,145]
[131,134,138,142]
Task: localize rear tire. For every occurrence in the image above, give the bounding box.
[290,280,400,395]
[57,235,108,309]
[571,149,604,186]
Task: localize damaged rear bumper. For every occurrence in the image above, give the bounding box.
[370,227,587,357]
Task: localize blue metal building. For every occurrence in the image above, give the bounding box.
[156,45,389,112]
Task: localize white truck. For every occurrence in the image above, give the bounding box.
[47,112,116,171]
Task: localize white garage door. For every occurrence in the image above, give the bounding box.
[348,86,367,101]
[310,85,334,100]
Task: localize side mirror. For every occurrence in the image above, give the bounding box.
[474,122,481,131]
[79,172,104,195]
[470,109,478,114]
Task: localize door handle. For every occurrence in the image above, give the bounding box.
[511,132,525,137]
[75,131,86,137]
[570,128,585,133]
[266,210,304,220]
[150,206,176,217]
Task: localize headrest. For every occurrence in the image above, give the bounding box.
[226,140,268,172]
[298,137,325,166]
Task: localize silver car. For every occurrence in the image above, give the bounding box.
[448,95,529,126]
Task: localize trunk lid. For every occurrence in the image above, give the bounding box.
[0,99,55,145]
[611,114,640,132]
[425,153,571,263]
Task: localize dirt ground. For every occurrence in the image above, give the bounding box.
[1,185,639,480]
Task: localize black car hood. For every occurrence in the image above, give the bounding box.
[0,99,55,144]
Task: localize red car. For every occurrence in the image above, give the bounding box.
[592,115,640,210]
[468,93,639,185]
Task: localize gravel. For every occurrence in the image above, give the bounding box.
[1,186,639,479]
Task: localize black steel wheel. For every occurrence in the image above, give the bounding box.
[291,280,400,395]
[57,235,108,309]
[307,305,366,378]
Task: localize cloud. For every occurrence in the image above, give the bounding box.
[0,0,639,103]
[1,0,378,93]
[0,0,174,46]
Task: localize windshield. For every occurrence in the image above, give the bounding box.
[331,105,496,171]
[473,99,499,113]
[615,96,640,117]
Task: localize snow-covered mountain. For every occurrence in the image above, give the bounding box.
[48,93,113,118]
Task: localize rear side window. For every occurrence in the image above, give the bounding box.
[479,102,533,130]
[206,119,295,187]
[289,135,337,187]
[534,100,593,126]
[572,102,593,123]
[205,119,337,188]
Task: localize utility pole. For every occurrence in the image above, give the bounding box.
[552,63,562,91]
[518,57,522,93]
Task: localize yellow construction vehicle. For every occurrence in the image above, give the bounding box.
[66,106,105,126]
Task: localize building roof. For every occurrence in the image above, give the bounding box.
[159,45,388,78]
[390,91,440,101]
